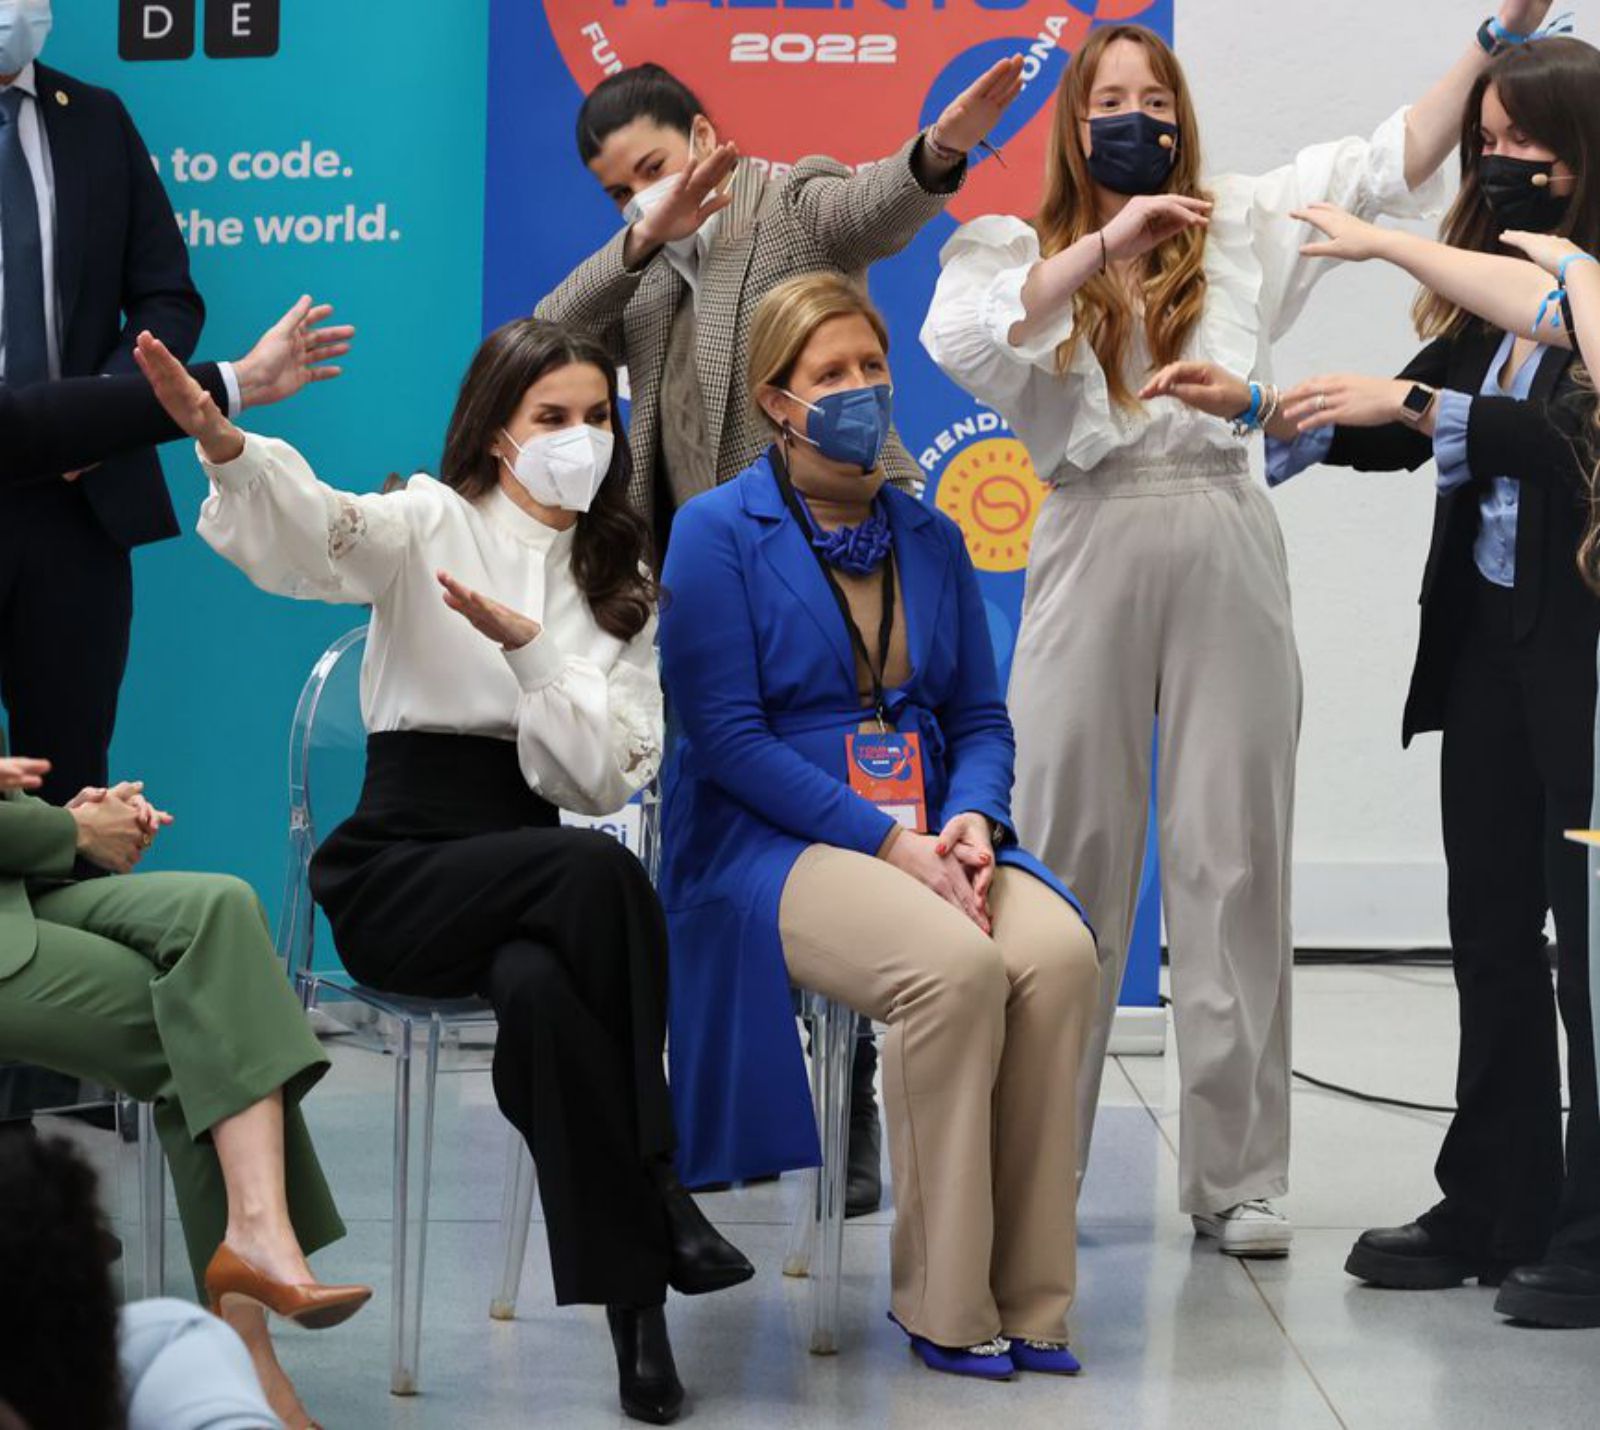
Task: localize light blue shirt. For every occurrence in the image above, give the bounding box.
[1266,330,1556,588]
[1432,330,1553,589]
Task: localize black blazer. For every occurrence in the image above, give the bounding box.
[29,63,205,547]
[1325,326,1598,744]
[0,363,227,485]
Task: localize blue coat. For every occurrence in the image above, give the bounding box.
[658,450,1088,1187]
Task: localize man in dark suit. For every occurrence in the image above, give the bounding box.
[0,19,205,808]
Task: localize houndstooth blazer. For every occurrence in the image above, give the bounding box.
[536,136,964,529]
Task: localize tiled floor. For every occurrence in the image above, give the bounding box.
[78,964,1598,1429]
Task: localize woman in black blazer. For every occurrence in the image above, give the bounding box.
[1,297,351,484]
[1141,37,1600,1330]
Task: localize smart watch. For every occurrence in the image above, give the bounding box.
[1399,383,1438,426]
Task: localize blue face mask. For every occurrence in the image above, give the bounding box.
[783,383,893,472]
[1086,111,1179,196]
[0,2,51,76]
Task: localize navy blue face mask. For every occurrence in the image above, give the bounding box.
[783,383,894,472]
[1086,111,1179,196]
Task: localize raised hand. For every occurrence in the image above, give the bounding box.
[134,331,246,465]
[0,756,49,793]
[1499,229,1588,278]
[437,570,542,651]
[1294,203,1388,263]
[632,143,741,249]
[1281,374,1412,432]
[234,295,354,409]
[1101,194,1212,264]
[1140,360,1253,419]
[931,55,1026,156]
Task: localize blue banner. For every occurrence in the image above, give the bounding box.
[486,0,1168,1005]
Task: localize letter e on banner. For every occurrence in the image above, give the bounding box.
[205,0,281,58]
[119,0,196,61]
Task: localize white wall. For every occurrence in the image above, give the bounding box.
[1174,4,1592,946]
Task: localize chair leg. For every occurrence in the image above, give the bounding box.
[810,996,852,1356]
[490,1128,537,1321]
[784,996,824,1282]
[137,1100,166,1300]
[389,1018,442,1396]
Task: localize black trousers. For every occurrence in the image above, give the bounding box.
[1427,577,1600,1270]
[311,733,674,1306]
[0,480,133,803]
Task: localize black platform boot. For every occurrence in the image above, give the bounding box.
[846,1020,883,1219]
[648,1159,756,1295]
[606,1304,685,1425]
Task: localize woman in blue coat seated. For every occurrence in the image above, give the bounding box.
[658,273,1099,1381]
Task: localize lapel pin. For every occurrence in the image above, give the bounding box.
[54,90,68,107]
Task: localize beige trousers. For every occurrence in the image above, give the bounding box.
[779,846,1098,1347]
[1008,452,1302,1216]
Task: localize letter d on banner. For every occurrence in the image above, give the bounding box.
[119,0,196,59]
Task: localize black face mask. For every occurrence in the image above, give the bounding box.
[1479,154,1571,233]
[1085,111,1179,196]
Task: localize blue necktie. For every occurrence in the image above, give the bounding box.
[0,87,49,387]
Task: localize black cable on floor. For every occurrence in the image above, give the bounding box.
[1290,1068,1454,1115]
[1156,952,1570,1115]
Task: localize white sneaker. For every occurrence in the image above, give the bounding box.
[1192,1200,1294,1258]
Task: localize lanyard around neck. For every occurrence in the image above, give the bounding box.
[774,455,895,729]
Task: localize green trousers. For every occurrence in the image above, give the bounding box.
[0,871,344,1292]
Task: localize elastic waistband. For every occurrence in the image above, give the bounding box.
[354,731,558,833]
[1049,447,1252,499]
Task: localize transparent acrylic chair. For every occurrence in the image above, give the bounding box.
[274,626,538,1395]
[782,990,863,1355]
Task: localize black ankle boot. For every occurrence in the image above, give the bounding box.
[846,1025,883,1219]
[606,1304,685,1425]
[648,1160,756,1296]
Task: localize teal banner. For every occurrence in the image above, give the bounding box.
[41,2,490,906]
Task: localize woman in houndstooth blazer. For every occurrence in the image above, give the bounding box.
[537,59,1025,545]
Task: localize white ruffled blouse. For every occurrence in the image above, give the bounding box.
[920,106,1449,479]
[196,433,662,816]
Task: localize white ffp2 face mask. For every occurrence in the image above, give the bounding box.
[500,424,615,513]
[0,1,52,74]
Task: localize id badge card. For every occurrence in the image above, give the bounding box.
[846,730,928,833]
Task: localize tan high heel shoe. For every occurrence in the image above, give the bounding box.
[205,1244,372,1330]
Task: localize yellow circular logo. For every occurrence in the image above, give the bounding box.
[934,438,1050,573]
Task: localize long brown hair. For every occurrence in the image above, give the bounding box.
[1035,24,1209,409]
[1416,38,1600,339]
[439,319,656,641]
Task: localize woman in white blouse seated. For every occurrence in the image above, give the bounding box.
[919,11,1550,1256]
[138,318,753,1427]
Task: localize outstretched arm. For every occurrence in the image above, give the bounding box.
[1401,1,1555,189]
[1295,203,1572,346]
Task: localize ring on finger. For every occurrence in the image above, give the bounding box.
[1315,393,1327,412]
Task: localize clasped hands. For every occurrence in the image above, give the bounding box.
[885,812,998,937]
[0,756,178,876]
[70,781,173,874]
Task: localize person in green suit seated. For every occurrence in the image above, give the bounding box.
[0,740,369,1430]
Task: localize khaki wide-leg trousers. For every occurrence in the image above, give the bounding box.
[1009,453,1302,1216]
[780,847,1098,1347]
[0,872,343,1290]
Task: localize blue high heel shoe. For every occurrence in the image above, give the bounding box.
[1008,1338,1083,1376]
[887,1312,1015,1381]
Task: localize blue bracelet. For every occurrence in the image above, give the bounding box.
[1480,11,1576,52]
[1558,252,1599,287]
[1229,382,1264,436]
